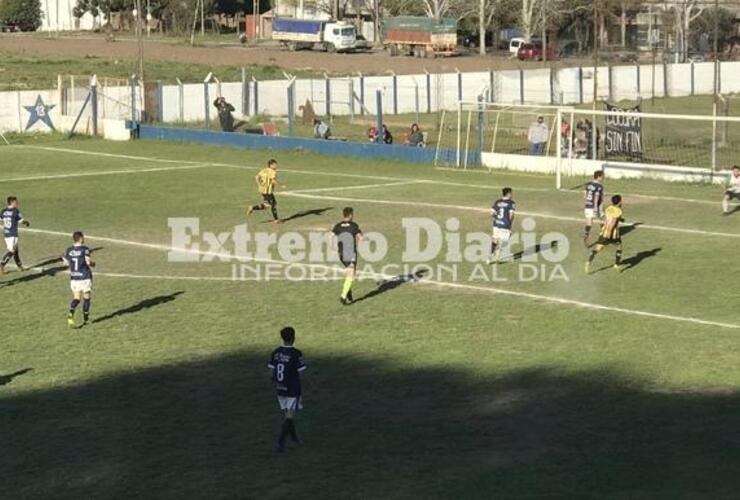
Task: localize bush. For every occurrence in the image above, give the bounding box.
[0,0,43,31]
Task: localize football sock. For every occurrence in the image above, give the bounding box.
[278,418,292,447]
[584,225,592,238]
[13,248,22,268]
[723,198,729,213]
[587,250,598,264]
[341,276,353,299]
[251,204,264,211]
[489,242,497,258]
[1,252,12,266]
[615,249,623,265]
[271,205,279,220]
[287,419,299,442]
[69,299,80,315]
[82,298,91,322]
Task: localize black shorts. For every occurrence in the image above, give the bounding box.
[596,236,622,247]
[340,258,357,269]
[262,193,277,206]
[726,190,740,200]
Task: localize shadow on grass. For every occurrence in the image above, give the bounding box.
[0,368,32,386]
[351,269,428,304]
[620,247,662,272]
[4,352,740,498]
[91,291,185,324]
[280,206,334,223]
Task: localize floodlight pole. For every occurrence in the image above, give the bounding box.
[711,0,719,177]
[204,72,213,130]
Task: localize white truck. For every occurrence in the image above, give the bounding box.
[272,18,356,53]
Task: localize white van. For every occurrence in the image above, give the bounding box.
[509,37,527,55]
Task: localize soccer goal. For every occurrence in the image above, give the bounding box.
[554,106,740,188]
[434,101,570,169]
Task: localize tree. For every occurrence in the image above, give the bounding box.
[666,0,706,62]
[0,0,43,31]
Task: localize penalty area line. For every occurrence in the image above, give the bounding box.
[280,192,740,239]
[0,163,214,183]
[23,227,740,330]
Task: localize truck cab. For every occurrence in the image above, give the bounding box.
[323,22,356,52]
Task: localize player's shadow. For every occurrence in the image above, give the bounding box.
[620,247,662,272]
[0,368,32,386]
[5,354,740,498]
[0,265,67,288]
[280,207,334,223]
[619,222,642,238]
[351,269,428,304]
[510,241,557,262]
[92,291,185,324]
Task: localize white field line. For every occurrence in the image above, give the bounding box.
[25,267,344,282]
[0,163,213,183]
[280,192,740,239]
[23,227,740,330]
[285,180,427,194]
[22,145,723,204]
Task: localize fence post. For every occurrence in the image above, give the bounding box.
[324,73,331,116]
[718,61,722,94]
[176,78,184,122]
[477,93,484,166]
[156,80,163,122]
[608,64,614,102]
[663,62,668,97]
[519,68,524,104]
[391,72,398,115]
[287,79,295,137]
[375,88,383,144]
[636,64,641,96]
[241,68,249,115]
[253,77,259,116]
[358,72,365,116]
[457,69,463,103]
[489,70,495,102]
[90,75,98,135]
[349,79,355,120]
[203,72,213,130]
[549,67,555,104]
[690,62,695,96]
[130,75,137,124]
[414,78,420,124]
[426,70,432,113]
[578,67,584,104]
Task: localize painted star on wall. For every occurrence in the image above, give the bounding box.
[24,95,56,131]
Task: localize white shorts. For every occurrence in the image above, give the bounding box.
[70,279,92,294]
[4,236,18,252]
[492,227,511,243]
[584,208,602,220]
[277,396,303,411]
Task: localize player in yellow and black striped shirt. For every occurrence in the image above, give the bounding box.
[585,195,624,274]
[247,159,283,223]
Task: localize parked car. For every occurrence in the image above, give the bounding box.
[355,34,371,51]
[517,41,559,61]
[457,29,493,49]
[509,37,527,56]
[0,23,20,32]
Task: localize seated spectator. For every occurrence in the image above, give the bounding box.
[367,126,379,142]
[408,123,425,147]
[213,97,245,132]
[313,119,331,140]
[381,124,393,145]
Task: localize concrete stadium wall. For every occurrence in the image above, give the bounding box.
[138,125,464,165]
[481,152,729,184]
[2,61,739,134]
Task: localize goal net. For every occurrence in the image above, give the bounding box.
[434,102,568,168]
[441,100,740,187]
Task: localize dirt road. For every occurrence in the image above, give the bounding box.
[0,34,571,76]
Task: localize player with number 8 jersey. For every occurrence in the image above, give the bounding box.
[268,327,307,452]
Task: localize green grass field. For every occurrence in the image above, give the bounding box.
[1,137,739,498]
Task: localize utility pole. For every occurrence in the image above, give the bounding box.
[201,0,206,37]
[479,0,486,56]
[136,0,144,83]
[592,0,599,110]
[541,0,547,63]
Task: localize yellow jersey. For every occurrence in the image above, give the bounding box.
[256,167,277,194]
[600,205,623,240]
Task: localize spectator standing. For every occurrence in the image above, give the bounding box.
[527,116,549,156]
